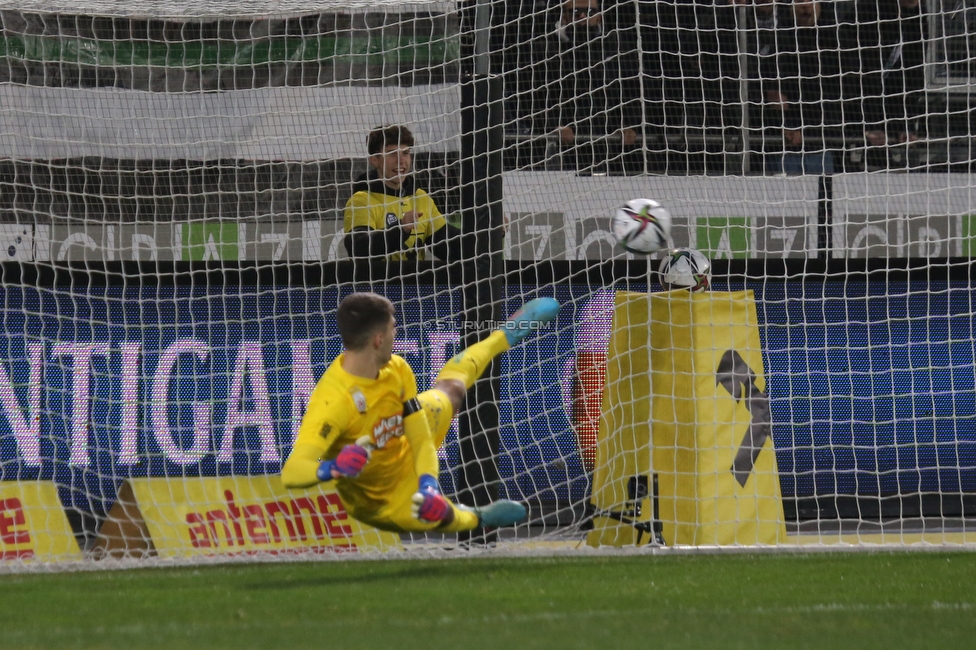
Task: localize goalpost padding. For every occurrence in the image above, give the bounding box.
[588,290,786,548]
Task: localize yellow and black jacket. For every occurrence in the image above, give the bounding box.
[342,171,462,261]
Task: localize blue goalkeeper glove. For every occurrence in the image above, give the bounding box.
[316,443,371,481]
[411,474,451,523]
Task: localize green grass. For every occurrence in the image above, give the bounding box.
[2,552,975,649]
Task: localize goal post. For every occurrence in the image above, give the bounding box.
[2,0,976,568]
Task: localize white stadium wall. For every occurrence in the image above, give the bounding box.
[15,173,976,262]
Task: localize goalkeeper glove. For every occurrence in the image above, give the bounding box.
[316,443,371,481]
[411,474,451,523]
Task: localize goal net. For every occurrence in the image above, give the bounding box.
[1,0,975,567]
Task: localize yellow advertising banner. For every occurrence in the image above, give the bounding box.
[0,482,82,562]
[115,476,401,559]
[588,290,787,547]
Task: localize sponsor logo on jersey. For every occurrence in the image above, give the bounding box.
[372,414,404,448]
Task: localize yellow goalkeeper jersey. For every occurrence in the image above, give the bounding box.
[343,174,447,261]
[292,353,432,512]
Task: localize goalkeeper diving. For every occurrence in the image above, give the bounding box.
[281,292,561,533]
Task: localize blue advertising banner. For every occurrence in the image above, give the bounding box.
[0,281,975,515]
[0,285,585,513]
[757,280,976,499]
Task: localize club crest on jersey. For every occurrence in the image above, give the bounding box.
[385,212,399,228]
[372,414,404,448]
[350,389,367,414]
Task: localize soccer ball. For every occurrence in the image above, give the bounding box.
[611,198,671,254]
[658,248,711,292]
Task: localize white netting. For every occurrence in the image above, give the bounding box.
[1,0,976,570]
[0,1,455,18]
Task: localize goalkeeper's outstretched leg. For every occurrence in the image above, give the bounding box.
[420,296,562,445]
[410,297,562,532]
[429,296,562,420]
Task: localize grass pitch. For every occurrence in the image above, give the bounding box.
[2,552,974,649]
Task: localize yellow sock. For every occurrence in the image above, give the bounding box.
[438,504,480,532]
[436,330,509,389]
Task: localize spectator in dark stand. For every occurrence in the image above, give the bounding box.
[759,0,844,174]
[518,0,643,173]
[744,0,780,79]
[845,0,925,168]
[343,125,462,261]
[739,0,784,171]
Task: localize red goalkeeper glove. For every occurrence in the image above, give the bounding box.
[317,443,371,481]
[411,474,451,523]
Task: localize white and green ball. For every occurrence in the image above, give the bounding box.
[611,198,672,254]
[658,248,711,292]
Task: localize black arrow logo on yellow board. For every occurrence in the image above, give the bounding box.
[716,349,772,487]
